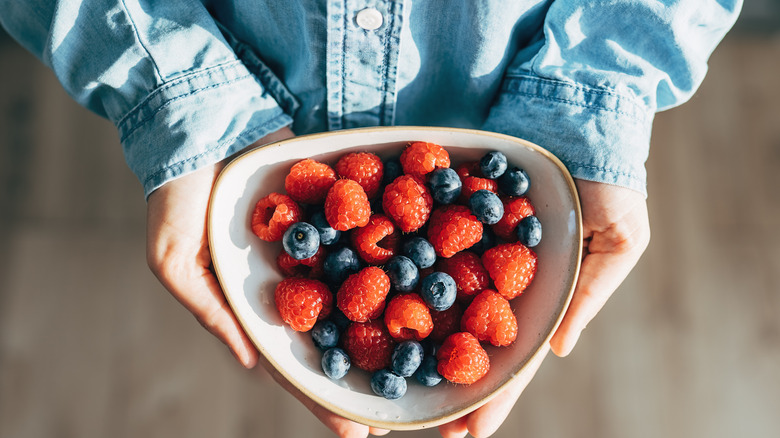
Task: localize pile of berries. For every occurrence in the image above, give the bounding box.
[251,142,542,399]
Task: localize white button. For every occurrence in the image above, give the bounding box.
[356,8,383,30]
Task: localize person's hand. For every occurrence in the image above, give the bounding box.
[145,126,390,438]
[146,126,295,368]
[438,179,650,438]
[550,179,651,356]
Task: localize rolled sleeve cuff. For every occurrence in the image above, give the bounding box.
[482,75,654,197]
[117,60,293,198]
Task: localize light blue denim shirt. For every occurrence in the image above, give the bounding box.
[0,0,741,197]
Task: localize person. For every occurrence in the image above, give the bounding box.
[0,1,741,437]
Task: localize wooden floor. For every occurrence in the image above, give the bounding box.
[1,31,779,438]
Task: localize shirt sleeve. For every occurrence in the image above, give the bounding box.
[0,0,297,198]
[482,0,742,196]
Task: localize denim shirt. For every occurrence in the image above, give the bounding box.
[0,0,741,198]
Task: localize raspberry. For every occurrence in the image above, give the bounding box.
[427,205,483,258]
[274,278,333,332]
[335,152,384,199]
[482,243,538,300]
[428,302,463,343]
[251,192,303,242]
[436,332,490,385]
[400,141,450,177]
[492,196,536,241]
[382,174,433,233]
[350,214,399,265]
[337,266,390,322]
[436,251,490,303]
[276,246,326,279]
[284,159,337,204]
[455,161,481,180]
[324,179,371,231]
[461,289,518,347]
[459,176,499,204]
[342,320,395,372]
[383,293,433,341]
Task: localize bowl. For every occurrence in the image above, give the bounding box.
[207,126,582,430]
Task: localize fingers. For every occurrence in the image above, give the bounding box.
[146,166,260,368]
[550,180,650,357]
[438,347,546,438]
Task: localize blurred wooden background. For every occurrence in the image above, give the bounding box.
[1,13,778,438]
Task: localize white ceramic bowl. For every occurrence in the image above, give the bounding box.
[207,126,582,430]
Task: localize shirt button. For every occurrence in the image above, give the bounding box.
[356,8,383,30]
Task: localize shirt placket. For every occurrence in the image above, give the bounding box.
[326,0,404,131]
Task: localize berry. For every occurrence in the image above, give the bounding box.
[285,159,337,204]
[385,256,420,293]
[335,152,384,198]
[459,176,498,203]
[427,205,484,258]
[428,167,462,204]
[492,196,536,241]
[498,166,530,196]
[436,251,490,302]
[310,210,341,246]
[337,267,390,322]
[399,141,450,177]
[274,278,333,332]
[384,293,433,341]
[251,192,303,242]
[482,243,538,300]
[370,369,407,399]
[282,222,320,260]
[402,236,436,269]
[351,214,399,265]
[382,175,433,233]
[323,246,362,286]
[414,355,443,387]
[342,320,395,372]
[276,246,325,278]
[469,190,504,225]
[469,226,496,256]
[312,320,341,350]
[391,340,425,377]
[419,271,457,311]
[455,161,481,180]
[324,179,371,231]
[517,215,542,247]
[479,151,507,179]
[322,347,351,380]
[436,332,490,385]
[382,158,403,186]
[428,302,464,343]
[461,289,518,347]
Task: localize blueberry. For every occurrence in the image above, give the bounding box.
[469,190,504,225]
[498,166,530,196]
[470,226,496,255]
[428,167,462,204]
[414,355,443,387]
[382,158,403,186]
[370,369,407,399]
[329,308,352,332]
[391,341,425,377]
[402,237,436,269]
[479,151,508,179]
[311,320,340,350]
[323,246,362,286]
[419,272,457,311]
[282,222,320,260]
[386,256,420,292]
[310,211,341,246]
[517,215,542,247]
[322,347,351,380]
